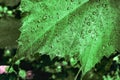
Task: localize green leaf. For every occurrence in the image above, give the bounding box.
[16,0,120,75]
[6,66,14,73]
[19,69,26,79]
[0,17,21,48]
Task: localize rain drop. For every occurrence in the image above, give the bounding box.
[50,45,53,48]
[42,15,47,20]
[22,29,26,32]
[41,26,43,29]
[68,17,73,24]
[70,0,74,2]
[78,1,81,4]
[36,25,39,28]
[67,7,70,10]
[88,30,92,33]
[55,33,58,36]
[56,39,59,43]
[19,41,23,46]
[102,3,107,8]
[92,11,97,15]
[56,13,59,19]
[56,13,59,15]
[103,46,105,49]
[108,42,111,46]
[86,22,90,26]
[37,19,41,23]
[31,29,34,32]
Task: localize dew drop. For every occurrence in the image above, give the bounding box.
[31,29,34,32]
[36,25,39,28]
[108,42,111,46]
[37,20,41,23]
[102,3,107,8]
[55,33,58,36]
[91,33,95,38]
[92,11,97,15]
[70,0,74,2]
[19,41,23,46]
[56,12,59,15]
[56,13,59,19]
[56,39,60,43]
[41,26,43,29]
[68,17,73,24]
[67,7,70,10]
[86,22,90,26]
[22,29,26,32]
[50,45,53,48]
[28,40,31,43]
[78,1,81,4]
[42,15,47,20]
[88,30,92,33]
[103,46,105,49]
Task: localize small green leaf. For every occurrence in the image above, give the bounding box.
[6,67,14,73]
[70,58,77,66]
[19,69,26,79]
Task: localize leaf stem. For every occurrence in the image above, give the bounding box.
[74,67,82,80]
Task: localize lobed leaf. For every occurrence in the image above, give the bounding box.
[16,0,120,75]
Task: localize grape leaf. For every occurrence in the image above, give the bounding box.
[0,17,21,48]
[16,0,120,75]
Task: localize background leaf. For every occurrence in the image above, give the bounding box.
[16,0,120,75]
[0,17,21,48]
[19,69,26,79]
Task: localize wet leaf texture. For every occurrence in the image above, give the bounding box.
[17,0,120,75]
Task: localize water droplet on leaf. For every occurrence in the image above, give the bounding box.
[86,22,90,26]
[92,11,97,15]
[102,3,107,8]
[70,0,74,2]
[103,46,105,49]
[19,41,23,46]
[42,15,47,20]
[67,7,70,10]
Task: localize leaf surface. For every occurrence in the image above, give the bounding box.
[0,17,21,48]
[16,0,120,74]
